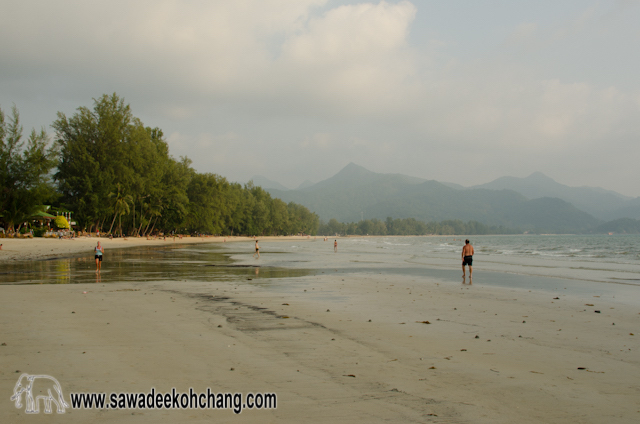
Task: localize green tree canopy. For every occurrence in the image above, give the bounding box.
[0,106,58,231]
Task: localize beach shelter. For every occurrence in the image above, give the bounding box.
[31,210,56,229]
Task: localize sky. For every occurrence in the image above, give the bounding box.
[2,0,639,196]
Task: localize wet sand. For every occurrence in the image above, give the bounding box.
[0,235,311,263]
[1,241,639,422]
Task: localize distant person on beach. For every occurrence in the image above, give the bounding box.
[253,240,260,259]
[95,241,104,272]
[334,240,338,252]
[462,239,474,280]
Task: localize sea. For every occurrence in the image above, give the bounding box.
[2,235,639,304]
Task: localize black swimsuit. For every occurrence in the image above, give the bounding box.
[463,256,473,266]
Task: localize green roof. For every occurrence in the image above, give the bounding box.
[32,211,56,218]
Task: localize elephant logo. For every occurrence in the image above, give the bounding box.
[10,373,69,414]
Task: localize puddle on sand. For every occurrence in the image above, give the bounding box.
[0,244,313,285]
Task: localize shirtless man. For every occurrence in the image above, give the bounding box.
[253,240,260,259]
[462,239,474,280]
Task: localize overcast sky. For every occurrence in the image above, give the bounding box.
[2,0,639,196]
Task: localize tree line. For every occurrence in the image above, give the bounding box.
[318,217,520,236]
[1,94,318,236]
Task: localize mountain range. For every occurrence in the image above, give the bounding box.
[471,171,636,221]
[253,163,640,233]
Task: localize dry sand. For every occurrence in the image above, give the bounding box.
[1,239,639,423]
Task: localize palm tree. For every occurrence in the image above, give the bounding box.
[134,194,150,236]
[144,200,163,236]
[107,184,133,236]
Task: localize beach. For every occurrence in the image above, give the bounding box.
[1,237,639,423]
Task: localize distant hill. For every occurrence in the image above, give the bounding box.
[248,175,290,191]
[266,163,602,233]
[593,218,640,234]
[439,181,466,190]
[605,197,640,220]
[473,172,635,221]
[296,180,316,190]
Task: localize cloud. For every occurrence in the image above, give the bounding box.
[6,0,633,142]
[506,22,538,47]
[281,1,414,62]
[300,133,334,149]
[275,1,418,117]
[168,130,239,158]
[1,1,639,195]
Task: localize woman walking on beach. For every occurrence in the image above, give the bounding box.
[95,241,104,272]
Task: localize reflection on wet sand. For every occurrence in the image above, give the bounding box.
[55,259,71,284]
[0,244,313,285]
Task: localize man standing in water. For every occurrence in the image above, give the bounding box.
[462,239,474,281]
[95,241,104,272]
